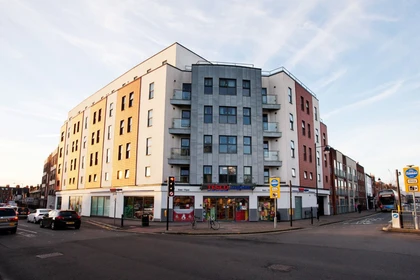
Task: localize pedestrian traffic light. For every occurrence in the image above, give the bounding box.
[168,176,175,197]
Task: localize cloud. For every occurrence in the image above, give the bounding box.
[0,105,64,122]
[313,68,347,91]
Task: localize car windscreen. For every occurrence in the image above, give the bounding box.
[0,209,17,216]
[39,210,50,213]
[59,211,78,217]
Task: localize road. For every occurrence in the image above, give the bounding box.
[0,213,419,280]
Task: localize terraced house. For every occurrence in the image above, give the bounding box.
[52,42,343,222]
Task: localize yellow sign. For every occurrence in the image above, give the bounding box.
[270,177,281,199]
[403,166,419,193]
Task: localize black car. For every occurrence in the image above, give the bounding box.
[40,210,81,230]
[17,207,30,219]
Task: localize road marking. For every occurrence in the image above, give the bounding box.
[17,232,36,238]
[36,252,63,259]
[18,228,38,234]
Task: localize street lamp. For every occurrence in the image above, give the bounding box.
[314,143,331,221]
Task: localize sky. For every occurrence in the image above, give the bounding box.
[1,0,419,188]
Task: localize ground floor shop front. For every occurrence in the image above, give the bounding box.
[55,185,331,222]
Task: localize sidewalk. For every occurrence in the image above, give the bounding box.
[84,210,378,235]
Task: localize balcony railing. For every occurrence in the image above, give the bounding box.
[264,151,279,161]
[170,148,190,159]
[263,122,279,132]
[173,90,191,100]
[172,118,190,128]
[262,95,278,105]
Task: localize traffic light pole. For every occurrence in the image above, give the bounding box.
[166,193,169,231]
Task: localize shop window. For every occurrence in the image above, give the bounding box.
[173,196,194,222]
[69,196,82,214]
[258,197,275,221]
[124,196,154,220]
[56,197,62,210]
[91,196,110,217]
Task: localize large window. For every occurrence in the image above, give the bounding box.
[242,80,250,96]
[219,136,237,154]
[244,166,252,183]
[124,196,154,220]
[91,196,110,217]
[204,135,212,153]
[243,108,251,125]
[219,166,237,183]
[243,136,251,154]
[203,166,212,183]
[204,106,212,123]
[69,196,82,214]
[219,78,236,95]
[219,106,236,124]
[204,78,213,94]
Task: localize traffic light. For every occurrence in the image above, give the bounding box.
[168,176,175,197]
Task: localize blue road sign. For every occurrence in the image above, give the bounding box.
[405,168,418,178]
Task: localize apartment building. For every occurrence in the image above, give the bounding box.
[54,43,331,222]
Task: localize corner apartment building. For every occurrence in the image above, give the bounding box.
[54,43,331,222]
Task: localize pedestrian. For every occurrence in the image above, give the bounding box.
[357,203,362,213]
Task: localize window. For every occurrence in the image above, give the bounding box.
[203,166,212,183]
[81,156,84,169]
[292,168,296,177]
[243,136,251,154]
[219,78,236,95]
[304,171,307,179]
[121,96,126,111]
[58,164,61,174]
[98,109,102,122]
[89,153,93,166]
[59,148,63,157]
[147,110,153,127]
[85,117,88,129]
[68,128,70,138]
[204,106,212,123]
[314,107,318,121]
[180,167,189,183]
[323,133,326,146]
[74,159,77,170]
[288,87,292,103]
[242,80,250,96]
[203,135,212,153]
[108,125,112,140]
[109,103,114,117]
[129,92,134,107]
[149,82,154,99]
[88,175,92,182]
[316,129,319,143]
[61,132,64,142]
[244,166,252,183]
[127,117,132,133]
[117,170,122,179]
[145,167,151,177]
[306,101,310,114]
[303,145,307,161]
[77,121,80,133]
[317,151,320,166]
[291,141,295,158]
[105,172,109,181]
[106,149,110,163]
[219,166,237,183]
[300,96,304,111]
[94,174,98,182]
[318,174,321,182]
[289,114,294,130]
[96,130,100,143]
[302,121,306,135]
[80,176,83,184]
[181,110,190,127]
[324,154,327,168]
[219,106,236,124]
[264,169,269,184]
[146,138,152,155]
[72,141,74,152]
[95,152,98,165]
[243,108,251,125]
[93,112,97,124]
[75,140,78,151]
[119,120,124,135]
[125,169,130,179]
[118,145,122,160]
[219,136,237,153]
[308,124,311,138]
[83,136,86,149]
[70,159,73,171]
[126,143,131,159]
[309,147,312,163]
[204,78,213,94]
[310,172,313,180]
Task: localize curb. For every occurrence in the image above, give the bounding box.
[160,227,303,236]
[382,224,420,234]
[317,212,378,227]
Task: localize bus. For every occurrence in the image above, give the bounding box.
[377,190,399,212]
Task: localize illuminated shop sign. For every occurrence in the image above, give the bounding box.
[201,185,255,191]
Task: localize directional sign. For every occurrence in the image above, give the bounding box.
[270,177,281,199]
[403,166,419,192]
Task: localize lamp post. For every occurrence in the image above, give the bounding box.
[314,143,330,221]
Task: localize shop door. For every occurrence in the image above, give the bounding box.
[295,196,302,219]
[216,198,235,221]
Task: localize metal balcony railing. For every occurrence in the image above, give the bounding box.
[172,90,191,100]
[172,118,191,128]
[264,150,279,161]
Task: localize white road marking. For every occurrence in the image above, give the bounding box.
[36,252,63,259]
[18,228,38,234]
[17,232,36,238]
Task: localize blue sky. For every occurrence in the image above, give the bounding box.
[1,0,419,188]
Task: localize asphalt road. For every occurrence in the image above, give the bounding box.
[0,213,419,280]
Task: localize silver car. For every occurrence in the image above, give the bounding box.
[0,207,18,234]
[27,209,51,224]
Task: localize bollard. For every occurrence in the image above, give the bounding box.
[121,214,124,228]
[311,207,313,225]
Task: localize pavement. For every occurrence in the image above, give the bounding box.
[83,210,379,235]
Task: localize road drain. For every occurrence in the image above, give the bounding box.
[267,264,293,272]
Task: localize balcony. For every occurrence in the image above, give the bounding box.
[168,148,190,165]
[263,122,282,138]
[263,150,282,166]
[174,175,189,183]
[170,90,191,106]
[168,118,191,135]
[262,95,281,110]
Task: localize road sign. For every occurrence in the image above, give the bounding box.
[403,166,419,192]
[270,177,281,199]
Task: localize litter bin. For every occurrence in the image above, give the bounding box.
[276,211,281,222]
[142,214,149,227]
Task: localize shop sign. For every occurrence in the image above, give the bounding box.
[202,185,254,191]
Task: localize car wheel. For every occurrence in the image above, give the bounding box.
[27,218,30,223]
[40,220,44,228]
[51,222,55,230]
[11,228,17,234]
[75,225,80,230]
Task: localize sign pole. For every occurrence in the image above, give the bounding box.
[274,198,277,228]
[413,192,418,230]
[289,180,293,227]
[166,194,169,231]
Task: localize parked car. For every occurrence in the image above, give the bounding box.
[17,207,30,219]
[27,208,51,223]
[40,210,81,230]
[0,207,18,234]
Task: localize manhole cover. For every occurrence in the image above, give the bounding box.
[267,264,293,272]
